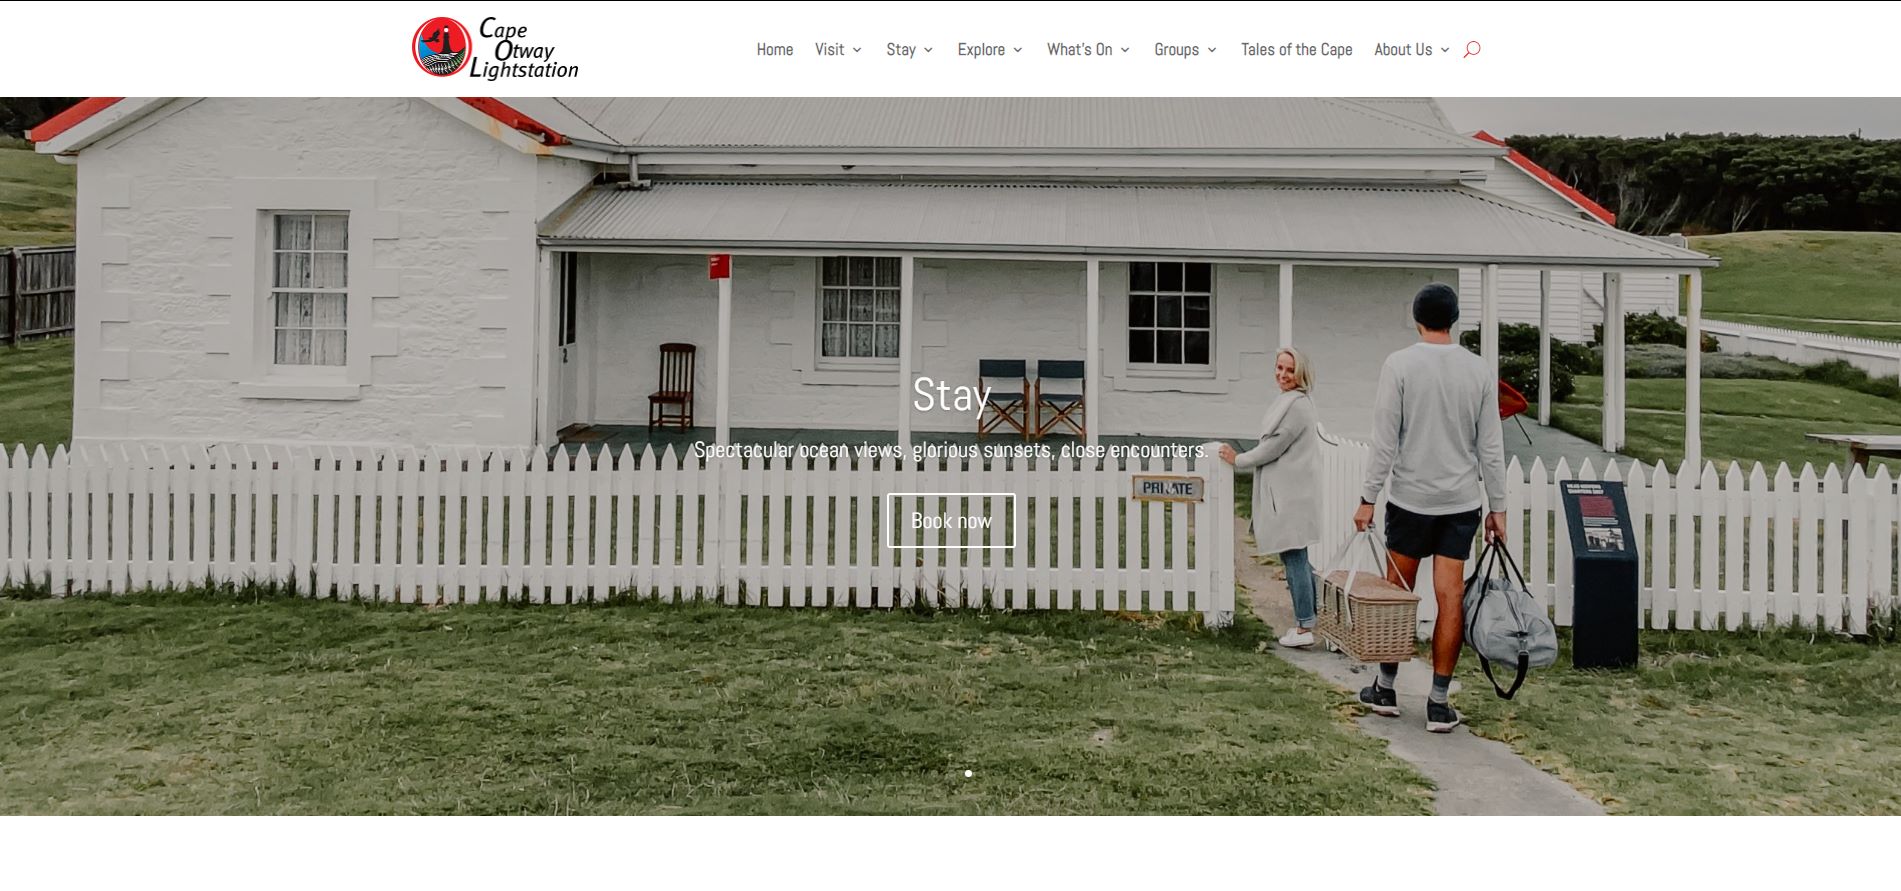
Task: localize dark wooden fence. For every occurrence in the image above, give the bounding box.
[1,245,76,344]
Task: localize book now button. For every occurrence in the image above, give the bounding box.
[884,492,1020,549]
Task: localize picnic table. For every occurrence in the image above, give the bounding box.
[1803,433,1901,469]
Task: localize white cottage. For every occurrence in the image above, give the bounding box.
[29,97,1716,455]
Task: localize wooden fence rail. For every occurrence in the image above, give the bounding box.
[0,443,1237,625]
[2,245,77,344]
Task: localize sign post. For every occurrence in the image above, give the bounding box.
[1560,479,1639,669]
[710,254,732,444]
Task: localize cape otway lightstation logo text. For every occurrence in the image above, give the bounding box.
[414,16,580,80]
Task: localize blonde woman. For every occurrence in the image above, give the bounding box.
[1220,347,1325,648]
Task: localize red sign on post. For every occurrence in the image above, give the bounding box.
[708,254,731,280]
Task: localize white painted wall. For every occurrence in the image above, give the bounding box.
[70,97,590,448]
[582,254,1440,442]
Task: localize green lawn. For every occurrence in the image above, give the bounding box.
[1553,375,1901,473]
[0,337,71,449]
[0,591,1431,815]
[0,145,74,246]
[1463,628,1901,815]
[1691,231,1901,342]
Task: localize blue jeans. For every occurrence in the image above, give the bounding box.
[1281,547,1316,628]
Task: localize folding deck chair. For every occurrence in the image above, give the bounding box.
[976,359,1031,438]
[1033,359,1086,440]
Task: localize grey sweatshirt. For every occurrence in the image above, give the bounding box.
[1360,342,1508,515]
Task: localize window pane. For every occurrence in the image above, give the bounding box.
[1185,330,1211,365]
[1185,263,1212,293]
[850,324,874,357]
[822,289,848,322]
[1128,330,1154,364]
[1157,330,1184,364]
[874,257,900,287]
[275,214,312,250]
[312,252,347,289]
[275,292,312,327]
[1185,295,1210,329]
[873,289,899,322]
[849,291,872,322]
[1157,294,1182,328]
[310,293,347,328]
[313,215,348,251]
[1158,262,1182,292]
[1129,262,1155,293]
[311,330,347,366]
[874,322,898,358]
[849,256,874,287]
[275,329,311,365]
[822,257,846,286]
[821,323,848,357]
[1129,294,1154,328]
[274,252,310,288]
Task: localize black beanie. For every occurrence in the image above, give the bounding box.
[1412,283,1460,331]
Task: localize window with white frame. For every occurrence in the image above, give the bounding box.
[269,212,349,367]
[1128,261,1212,366]
[818,256,901,363]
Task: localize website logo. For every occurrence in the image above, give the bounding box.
[414,18,472,76]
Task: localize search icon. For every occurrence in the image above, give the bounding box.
[1463,40,1481,58]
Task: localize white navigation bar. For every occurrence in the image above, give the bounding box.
[1,1,1890,96]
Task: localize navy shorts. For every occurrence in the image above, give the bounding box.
[1385,504,1483,561]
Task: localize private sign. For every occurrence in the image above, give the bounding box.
[1132,475,1204,502]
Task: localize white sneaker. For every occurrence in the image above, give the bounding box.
[1278,628,1316,649]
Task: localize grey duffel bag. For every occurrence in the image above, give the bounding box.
[1462,541,1559,699]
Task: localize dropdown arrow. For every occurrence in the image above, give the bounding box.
[1441,47,1449,52]
[853,47,862,52]
[1013,47,1022,52]
[1120,46,1129,52]
[923,46,933,52]
[1207,46,1216,52]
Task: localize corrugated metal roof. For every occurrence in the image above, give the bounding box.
[514,98,1484,152]
[540,182,1714,267]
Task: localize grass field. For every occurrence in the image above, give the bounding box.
[1463,627,1901,815]
[1552,375,1901,473]
[0,590,1431,815]
[0,337,71,449]
[0,144,74,246]
[1691,231,1901,342]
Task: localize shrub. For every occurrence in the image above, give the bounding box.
[1799,360,1901,403]
[1499,353,1574,404]
[1458,324,1601,375]
[1592,311,1719,353]
[1621,343,1804,380]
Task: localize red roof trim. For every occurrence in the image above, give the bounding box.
[459,97,568,146]
[1473,129,1616,226]
[26,97,124,144]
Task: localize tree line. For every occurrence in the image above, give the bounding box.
[1507,133,1901,235]
[0,98,82,139]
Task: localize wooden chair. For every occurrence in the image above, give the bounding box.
[976,359,1030,439]
[648,343,696,431]
[1034,359,1086,440]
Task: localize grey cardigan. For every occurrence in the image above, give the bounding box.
[1233,394,1324,555]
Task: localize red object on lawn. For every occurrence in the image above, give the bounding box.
[1498,380,1534,445]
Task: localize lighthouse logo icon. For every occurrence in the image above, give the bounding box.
[414,18,472,76]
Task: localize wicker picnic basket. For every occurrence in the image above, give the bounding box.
[1315,529,1419,663]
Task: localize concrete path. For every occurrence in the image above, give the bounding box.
[1236,520,1603,816]
[1505,418,1614,471]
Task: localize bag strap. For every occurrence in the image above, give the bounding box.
[1479,653,1530,700]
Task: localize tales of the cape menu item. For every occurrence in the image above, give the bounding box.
[1560,480,1640,669]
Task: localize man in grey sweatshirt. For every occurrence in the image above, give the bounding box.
[1352,283,1508,733]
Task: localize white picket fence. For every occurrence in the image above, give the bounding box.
[1318,438,1901,634]
[0,443,1236,623]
